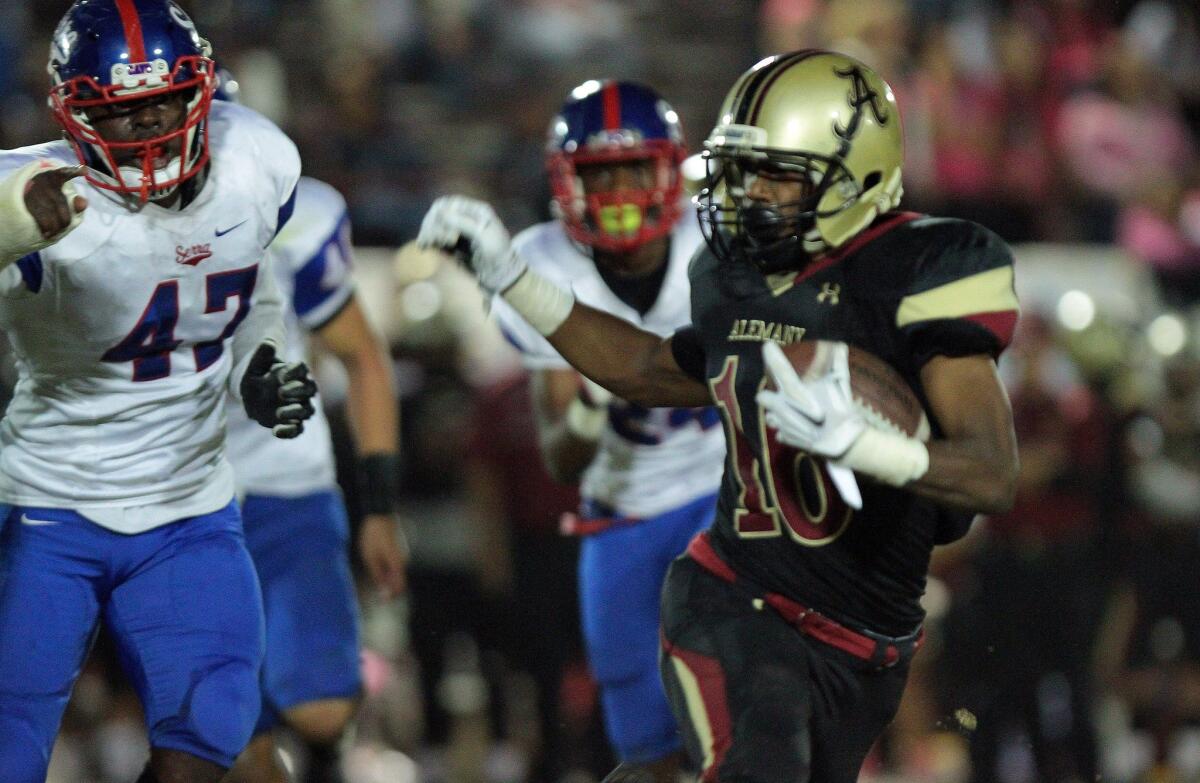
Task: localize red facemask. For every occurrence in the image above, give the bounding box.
[50,54,215,204]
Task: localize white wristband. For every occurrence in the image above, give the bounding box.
[0,161,84,268]
[839,426,930,487]
[501,267,574,337]
[565,396,607,441]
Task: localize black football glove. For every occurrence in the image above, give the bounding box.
[240,342,317,439]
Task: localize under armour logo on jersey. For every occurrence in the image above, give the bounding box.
[817,282,841,305]
[176,243,213,266]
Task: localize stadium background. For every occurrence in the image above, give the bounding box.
[2,0,1200,781]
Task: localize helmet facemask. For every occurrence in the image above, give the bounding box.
[50,52,215,205]
[697,144,860,274]
[548,137,685,254]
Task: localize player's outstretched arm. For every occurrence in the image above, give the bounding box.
[545,300,711,408]
[911,354,1018,513]
[314,296,407,597]
[417,195,710,408]
[0,161,88,267]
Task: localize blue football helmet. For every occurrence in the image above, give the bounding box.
[48,0,216,203]
[547,80,687,253]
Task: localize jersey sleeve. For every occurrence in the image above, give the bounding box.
[236,104,301,237]
[895,221,1020,366]
[290,212,355,329]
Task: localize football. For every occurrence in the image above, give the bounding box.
[778,340,931,441]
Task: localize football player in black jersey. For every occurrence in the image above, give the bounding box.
[419,50,1020,783]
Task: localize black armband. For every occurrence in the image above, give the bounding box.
[933,508,976,545]
[357,453,399,516]
[670,326,708,383]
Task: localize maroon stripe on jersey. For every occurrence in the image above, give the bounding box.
[663,634,733,782]
[964,309,1019,350]
[114,0,148,62]
[603,81,621,131]
[795,210,922,285]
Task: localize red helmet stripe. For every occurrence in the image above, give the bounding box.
[114,0,148,63]
[602,81,621,131]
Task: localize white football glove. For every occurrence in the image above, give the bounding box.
[756,341,865,508]
[417,194,575,336]
[756,340,928,494]
[757,341,866,458]
[417,195,526,294]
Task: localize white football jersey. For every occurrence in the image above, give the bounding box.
[225,176,353,497]
[492,214,726,519]
[0,100,299,533]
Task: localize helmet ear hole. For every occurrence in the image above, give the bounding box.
[862,171,882,191]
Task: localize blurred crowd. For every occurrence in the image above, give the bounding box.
[3,0,1200,781]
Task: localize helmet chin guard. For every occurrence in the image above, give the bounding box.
[47,1,217,204]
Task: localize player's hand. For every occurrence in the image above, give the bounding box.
[240,342,318,439]
[416,195,526,294]
[757,341,865,456]
[24,164,89,240]
[0,161,88,266]
[757,341,864,508]
[358,513,408,599]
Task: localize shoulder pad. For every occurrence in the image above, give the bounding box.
[893,218,1019,361]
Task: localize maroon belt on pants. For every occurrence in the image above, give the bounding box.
[686,532,924,669]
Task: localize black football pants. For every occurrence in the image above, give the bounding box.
[659,555,910,783]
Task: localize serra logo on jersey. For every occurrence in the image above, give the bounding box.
[176,243,213,266]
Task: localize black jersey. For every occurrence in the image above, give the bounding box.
[680,212,1019,635]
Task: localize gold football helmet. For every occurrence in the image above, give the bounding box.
[697,50,904,272]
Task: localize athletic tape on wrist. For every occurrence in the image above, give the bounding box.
[0,161,84,268]
[565,396,606,441]
[501,267,574,337]
[841,426,929,487]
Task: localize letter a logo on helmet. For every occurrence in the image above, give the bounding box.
[697,50,904,273]
[48,0,217,204]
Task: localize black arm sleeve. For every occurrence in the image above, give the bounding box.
[670,326,707,383]
[933,507,977,545]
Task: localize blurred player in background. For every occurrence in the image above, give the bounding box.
[420,49,1020,783]
[214,73,407,783]
[490,80,725,782]
[0,2,317,781]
